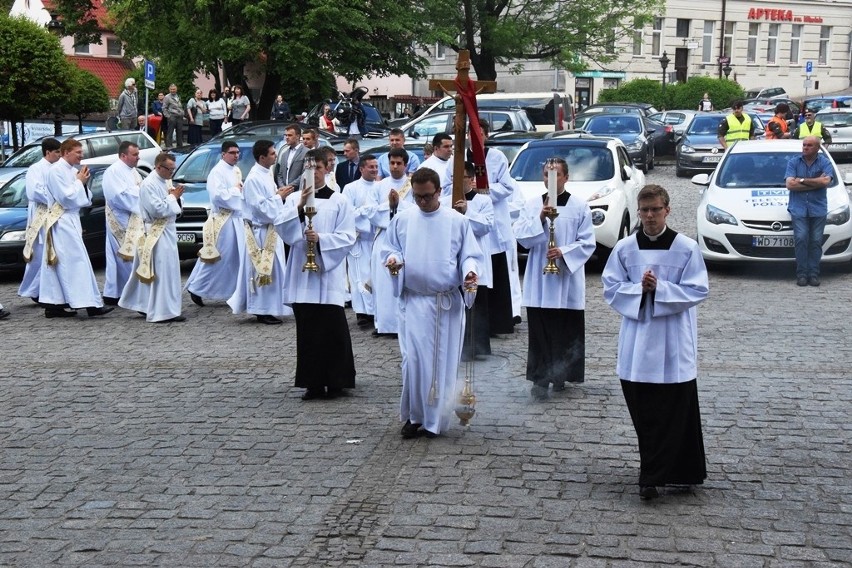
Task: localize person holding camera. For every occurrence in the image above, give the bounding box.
[345,98,367,140]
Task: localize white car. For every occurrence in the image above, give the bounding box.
[509,135,645,255]
[692,139,852,263]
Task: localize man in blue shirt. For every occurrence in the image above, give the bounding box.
[784,136,834,286]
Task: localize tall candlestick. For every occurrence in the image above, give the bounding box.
[546,158,558,206]
[304,157,316,208]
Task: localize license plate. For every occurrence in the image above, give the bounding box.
[702,156,722,163]
[829,143,847,150]
[752,235,794,247]
[177,233,196,243]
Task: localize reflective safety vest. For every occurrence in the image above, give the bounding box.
[765,115,789,139]
[798,121,823,138]
[725,114,751,141]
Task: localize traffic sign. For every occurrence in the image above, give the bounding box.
[144,60,156,90]
[805,60,813,74]
[717,56,730,65]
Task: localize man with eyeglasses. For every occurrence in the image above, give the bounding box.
[514,157,595,400]
[119,153,186,322]
[793,111,832,144]
[602,184,709,501]
[383,167,485,439]
[18,137,61,304]
[185,141,246,306]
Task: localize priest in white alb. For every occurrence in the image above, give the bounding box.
[383,168,484,439]
[514,157,595,400]
[602,184,709,501]
[341,153,379,329]
[185,140,246,305]
[118,152,185,323]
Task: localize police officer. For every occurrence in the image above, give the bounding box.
[717,100,755,149]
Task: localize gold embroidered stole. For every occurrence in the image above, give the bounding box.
[197,208,233,263]
[134,218,168,283]
[396,177,412,201]
[243,221,278,289]
[106,205,145,261]
[22,203,49,262]
[42,202,66,266]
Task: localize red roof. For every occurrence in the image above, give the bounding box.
[67,55,134,98]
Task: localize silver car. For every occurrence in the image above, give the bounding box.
[815,108,852,162]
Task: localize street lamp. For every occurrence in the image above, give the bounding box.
[44,11,66,136]
[722,64,733,80]
[659,51,670,93]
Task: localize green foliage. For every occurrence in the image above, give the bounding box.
[0,15,71,121]
[49,0,102,46]
[598,76,746,111]
[419,0,664,81]
[63,65,110,118]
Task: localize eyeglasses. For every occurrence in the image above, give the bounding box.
[225,150,240,155]
[158,165,176,172]
[413,191,438,202]
[639,206,666,214]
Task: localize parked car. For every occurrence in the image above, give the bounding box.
[486,131,552,164]
[0,165,147,272]
[803,96,852,114]
[815,108,852,162]
[303,101,389,138]
[0,130,160,186]
[675,112,767,177]
[649,109,699,141]
[509,136,645,258]
[577,114,669,172]
[692,139,852,264]
[743,86,787,100]
[743,98,800,123]
[575,102,658,120]
[401,108,535,141]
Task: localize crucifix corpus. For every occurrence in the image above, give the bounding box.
[428,50,496,202]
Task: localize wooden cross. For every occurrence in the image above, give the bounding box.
[428,50,496,202]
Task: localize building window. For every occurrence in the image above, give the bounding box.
[605,27,617,54]
[702,21,714,63]
[74,42,90,54]
[746,23,758,63]
[723,22,735,58]
[651,18,663,56]
[632,17,643,56]
[790,24,802,64]
[435,43,446,60]
[676,19,690,38]
[107,38,122,57]
[766,24,779,64]
[818,26,831,65]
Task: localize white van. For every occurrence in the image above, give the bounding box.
[401,92,573,133]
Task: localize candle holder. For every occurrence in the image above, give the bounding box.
[388,262,402,277]
[302,206,319,272]
[543,208,560,275]
[455,285,478,426]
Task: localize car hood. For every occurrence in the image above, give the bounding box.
[0,167,27,185]
[517,179,623,204]
[179,181,212,209]
[0,207,28,231]
[681,134,722,147]
[707,184,849,220]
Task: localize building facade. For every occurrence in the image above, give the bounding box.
[413,0,852,107]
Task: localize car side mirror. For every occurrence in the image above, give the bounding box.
[622,165,632,180]
[692,173,710,186]
[409,131,419,139]
[844,172,852,186]
[646,128,656,134]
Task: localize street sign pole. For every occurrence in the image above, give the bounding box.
[144,59,156,133]
[804,60,813,99]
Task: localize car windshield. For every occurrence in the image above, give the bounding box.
[0,175,28,208]
[687,116,723,135]
[2,145,44,168]
[174,146,256,184]
[715,151,839,188]
[510,145,614,182]
[585,116,641,135]
[817,113,852,128]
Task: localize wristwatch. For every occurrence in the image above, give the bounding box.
[799,178,805,183]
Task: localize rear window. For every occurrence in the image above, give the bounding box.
[716,151,838,188]
[585,116,642,135]
[687,116,724,135]
[510,145,614,182]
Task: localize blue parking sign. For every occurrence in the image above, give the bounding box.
[805,61,813,74]
[144,60,156,90]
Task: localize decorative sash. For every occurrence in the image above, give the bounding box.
[42,202,66,266]
[243,221,278,290]
[106,205,145,261]
[396,177,412,201]
[197,208,233,263]
[135,218,168,283]
[22,203,48,262]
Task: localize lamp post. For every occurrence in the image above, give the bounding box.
[722,64,733,80]
[45,11,66,136]
[659,51,670,97]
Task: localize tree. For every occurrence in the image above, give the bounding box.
[63,65,110,132]
[0,15,71,147]
[419,0,664,81]
[101,0,429,118]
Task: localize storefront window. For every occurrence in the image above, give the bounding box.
[747,23,759,63]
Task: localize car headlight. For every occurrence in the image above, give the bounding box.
[0,230,26,242]
[705,204,737,226]
[588,185,616,201]
[626,141,643,151]
[591,209,606,226]
[826,204,850,226]
[680,144,695,154]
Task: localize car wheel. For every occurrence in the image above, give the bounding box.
[675,166,688,178]
[619,213,631,240]
[640,153,648,173]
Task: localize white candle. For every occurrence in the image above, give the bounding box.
[547,164,557,206]
[304,167,316,208]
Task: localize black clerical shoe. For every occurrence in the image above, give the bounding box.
[639,486,660,501]
[256,315,283,325]
[157,315,187,323]
[86,306,114,317]
[189,292,205,307]
[401,420,422,439]
[531,384,549,401]
[102,296,119,306]
[45,309,77,319]
[422,430,438,439]
[513,315,522,325]
[301,389,325,401]
[0,309,10,320]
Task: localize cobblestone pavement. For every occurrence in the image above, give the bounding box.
[1,163,851,567]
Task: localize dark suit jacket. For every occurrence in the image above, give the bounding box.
[275,144,308,187]
[335,159,361,190]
